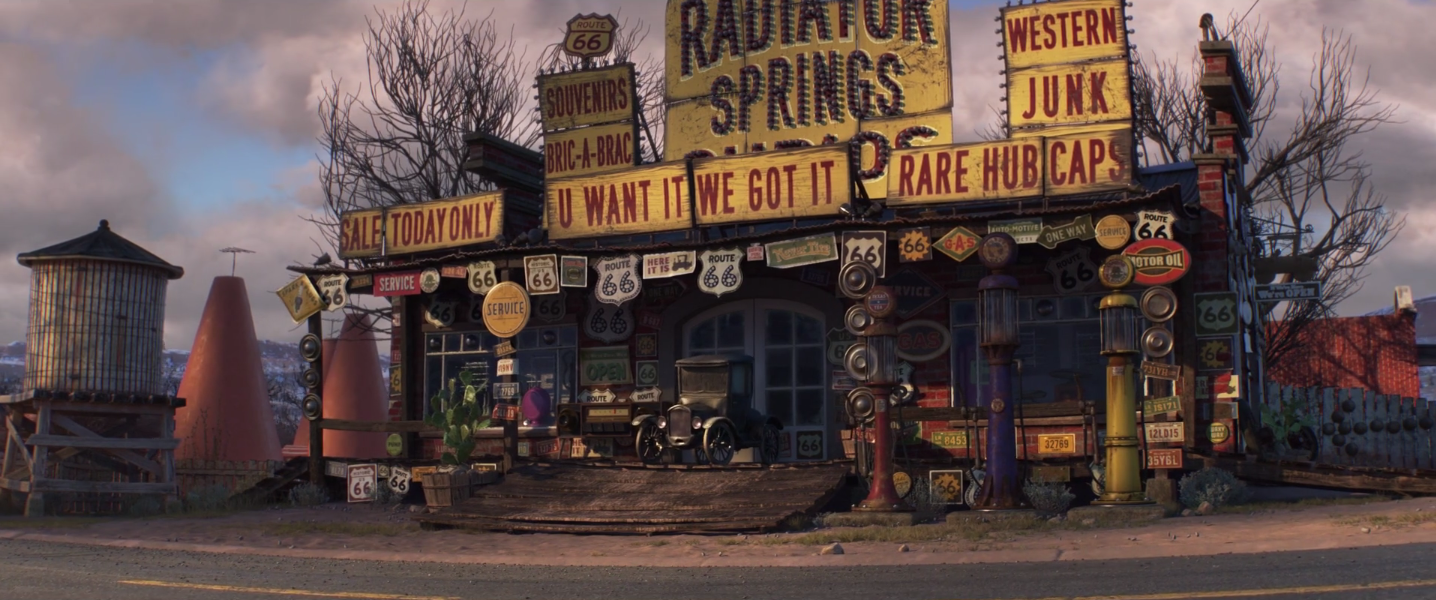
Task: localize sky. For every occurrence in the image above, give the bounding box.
[1,0,1433,351]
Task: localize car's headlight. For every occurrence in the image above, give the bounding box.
[656,417,667,429]
[693,419,703,430]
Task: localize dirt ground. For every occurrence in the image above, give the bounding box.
[3,493,1436,568]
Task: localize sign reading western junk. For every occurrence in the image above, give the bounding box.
[663,0,953,197]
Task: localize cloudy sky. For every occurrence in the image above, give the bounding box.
[1,0,1432,351]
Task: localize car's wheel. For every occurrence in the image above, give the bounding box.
[704,422,737,466]
[635,420,664,465]
[759,424,781,465]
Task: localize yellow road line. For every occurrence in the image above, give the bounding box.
[118,579,458,600]
[951,577,1436,600]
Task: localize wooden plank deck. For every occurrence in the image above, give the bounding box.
[416,462,850,534]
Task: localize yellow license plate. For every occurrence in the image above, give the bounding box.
[1037,433,1078,454]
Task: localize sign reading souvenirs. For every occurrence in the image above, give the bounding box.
[277,275,325,322]
[698,247,744,296]
[338,208,383,259]
[373,271,422,297]
[543,121,640,180]
[584,301,634,343]
[467,261,497,295]
[538,63,634,132]
[663,0,953,197]
[481,282,531,339]
[524,255,560,295]
[562,14,619,60]
[988,218,1042,244]
[593,255,642,305]
[380,191,504,256]
[1046,247,1098,295]
[1037,214,1095,249]
[643,251,697,279]
[560,256,588,287]
[766,233,839,269]
[841,231,888,278]
[1123,239,1191,286]
[1256,281,1322,303]
[691,145,851,225]
[934,226,980,262]
[316,274,349,312]
[897,228,931,262]
[1136,210,1176,240]
[545,162,691,240]
[580,346,633,386]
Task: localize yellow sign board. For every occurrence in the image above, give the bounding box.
[691,145,850,226]
[543,121,639,180]
[338,208,384,259]
[545,161,692,240]
[1001,0,1129,70]
[1041,125,1133,196]
[887,138,1044,205]
[1007,59,1132,130]
[384,191,504,256]
[481,282,530,339]
[538,64,636,132]
[663,0,953,197]
[276,275,324,323]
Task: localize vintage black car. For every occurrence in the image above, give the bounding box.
[632,354,782,465]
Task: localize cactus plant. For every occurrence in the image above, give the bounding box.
[425,368,491,465]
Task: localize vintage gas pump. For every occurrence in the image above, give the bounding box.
[1094,255,1154,505]
[970,233,1028,511]
[840,262,910,512]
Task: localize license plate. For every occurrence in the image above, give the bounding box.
[1037,433,1077,455]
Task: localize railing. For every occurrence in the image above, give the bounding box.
[1262,382,1436,470]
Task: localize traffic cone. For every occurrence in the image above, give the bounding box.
[321,312,389,458]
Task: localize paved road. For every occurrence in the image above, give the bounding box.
[1,538,1433,600]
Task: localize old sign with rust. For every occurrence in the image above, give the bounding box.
[691,145,851,226]
[545,162,692,240]
[538,63,634,132]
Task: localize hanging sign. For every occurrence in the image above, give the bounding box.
[338,208,384,259]
[1194,292,1239,336]
[1256,281,1322,303]
[384,192,504,256]
[988,218,1043,244]
[580,346,632,386]
[1141,361,1182,381]
[560,256,588,288]
[371,271,420,298]
[542,121,637,181]
[423,296,457,328]
[496,358,517,377]
[698,247,744,297]
[896,320,951,362]
[467,261,497,295]
[887,138,1044,206]
[277,275,325,322]
[934,226,981,262]
[746,243,765,262]
[439,265,467,279]
[346,464,377,503]
[316,274,349,312]
[691,146,852,226]
[583,300,633,343]
[897,228,931,262]
[841,231,888,278]
[1144,422,1186,444]
[494,341,517,357]
[545,162,692,241]
[1123,239,1191,286]
[534,292,567,323]
[1136,210,1177,241]
[1095,215,1131,250]
[886,268,944,318]
[1036,214,1096,249]
[348,273,372,291]
[593,255,641,306]
[481,282,530,339]
[765,233,839,269]
[642,251,697,279]
[1046,247,1098,295]
[524,255,561,295]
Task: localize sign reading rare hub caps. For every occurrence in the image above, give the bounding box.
[1122,239,1190,286]
[482,282,531,339]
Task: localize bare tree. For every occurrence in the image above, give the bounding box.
[1131,14,1403,370]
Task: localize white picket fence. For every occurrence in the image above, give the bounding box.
[1263,382,1436,470]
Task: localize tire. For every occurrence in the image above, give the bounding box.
[759,424,781,466]
[635,420,664,465]
[703,422,738,466]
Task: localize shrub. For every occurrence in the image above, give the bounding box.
[184,484,233,513]
[1178,467,1251,509]
[1023,479,1075,517]
[288,482,330,507]
[126,495,164,517]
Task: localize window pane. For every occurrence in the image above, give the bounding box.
[1061,296,1088,320]
[768,390,793,426]
[766,348,793,387]
[519,329,538,347]
[765,310,793,344]
[444,333,462,352]
[795,347,824,386]
[689,320,715,353]
[559,327,577,346]
[795,314,822,344]
[426,334,443,353]
[557,349,577,403]
[424,356,444,416]
[717,312,746,348]
[795,389,824,426]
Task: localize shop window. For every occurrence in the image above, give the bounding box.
[423,325,577,425]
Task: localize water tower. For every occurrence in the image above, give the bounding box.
[1,220,185,516]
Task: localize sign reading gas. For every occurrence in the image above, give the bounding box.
[663,0,953,197]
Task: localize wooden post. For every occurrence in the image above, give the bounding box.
[500,267,518,474]
[25,404,52,517]
[307,314,326,485]
[162,409,178,510]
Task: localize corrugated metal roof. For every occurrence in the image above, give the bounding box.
[17,220,183,279]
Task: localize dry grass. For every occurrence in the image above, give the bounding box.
[1215,495,1390,515]
[1334,511,1436,530]
[263,521,416,537]
[0,517,102,530]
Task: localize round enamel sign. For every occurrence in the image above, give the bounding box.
[1095,215,1131,250]
[481,281,531,338]
[1122,239,1191,286]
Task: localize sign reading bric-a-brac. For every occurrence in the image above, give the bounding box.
[664,0,953,197]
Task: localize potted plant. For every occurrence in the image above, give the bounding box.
[421,368,491,507]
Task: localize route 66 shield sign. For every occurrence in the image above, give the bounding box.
[467,261,497,295]
[698,248,744,297]
[593,255,641,306]
[562,14,618,59]
[583,300,634,343]
[1045,247,1097,295]
[316,274,349,311]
